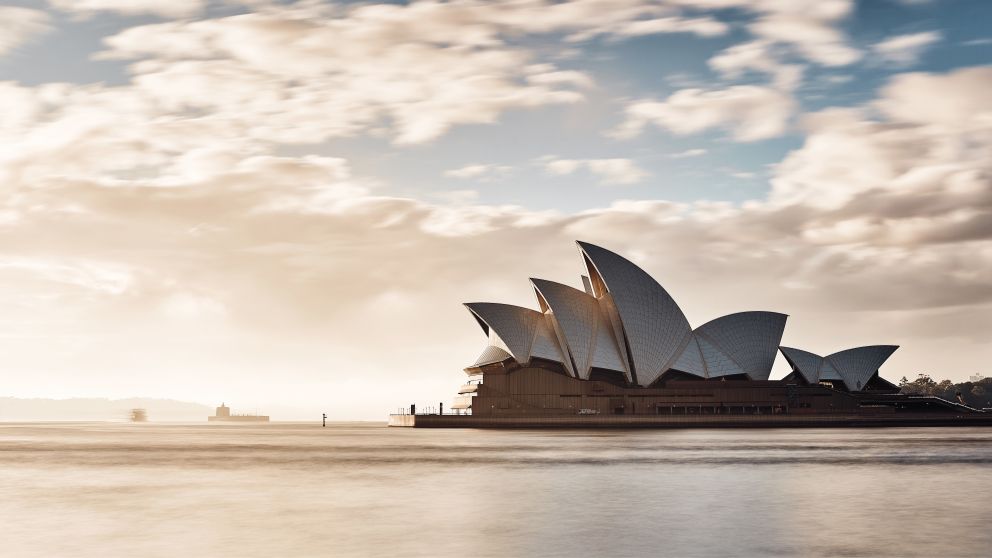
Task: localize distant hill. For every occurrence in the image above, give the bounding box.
[0,397,213,422]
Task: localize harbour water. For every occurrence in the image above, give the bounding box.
[2,423,991,557]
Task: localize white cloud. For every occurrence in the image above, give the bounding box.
[572,15,729,41]
[443,164,513,180]
[746,0,862,66]
[48,0,206,18]
[873,66,991,130]
[74,0,865,149]
[963,38,992,46]
[0,7,50,57]
[542,157,648,185]
[525,69,595,89]
[708,40,804,91]
[471,0,728,42]
[613,85,796,141]
[669,148,707,158]
[872,31,942,66]
[95,6,593,145]
[771,66,992,212]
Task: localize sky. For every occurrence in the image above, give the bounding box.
[0,0,989,420]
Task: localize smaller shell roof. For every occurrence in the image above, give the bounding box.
[530,278,601,379]
[780,346,824,384]
[694,311,787,380]
[464,302,569,369]
[827,345,898,391]
[464,303,541,363]
[779,345,898,391]
[471,345,513,368]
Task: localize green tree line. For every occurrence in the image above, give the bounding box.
[899,374,991,409]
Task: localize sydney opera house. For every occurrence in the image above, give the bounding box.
[390,241,989,427]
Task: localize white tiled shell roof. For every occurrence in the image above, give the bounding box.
[826,345,898,391]
[530,278,598,378]
[694,311,787,380]
[780,345,898,391]
[471,345,513,367]
[779,346,824,384]
[530,278,630,381]
[577,241,692,387]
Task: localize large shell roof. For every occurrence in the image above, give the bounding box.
[576,241,692,386]
[780,345,898,391]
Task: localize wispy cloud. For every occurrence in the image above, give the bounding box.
[669,149,707,159]
[443,164,513,181]
[708,40,804,91]
[48,0,206,18]
[0,7,50,57]
[872,31,942,66]
[541,156,648,185]
[613,85,796,141]
[962,38,992,46]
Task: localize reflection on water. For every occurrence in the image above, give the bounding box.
[2,423,991,557]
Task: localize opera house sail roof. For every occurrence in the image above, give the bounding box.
[779,345,899,392]
[464,240,816,388]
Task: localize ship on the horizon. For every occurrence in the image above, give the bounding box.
[208,403,269,422]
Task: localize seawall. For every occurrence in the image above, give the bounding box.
[388,413,992,429]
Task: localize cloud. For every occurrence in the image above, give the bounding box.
[94,5,597,145]
[443,164,513,180]
[963,38,992,46]
[613,85,796,141]
[771,66,992,214]
[542,157,648,185]
[569,15,729,41]
[708,40,804,91]
[75,0,864,149]
[873,66,991,130]
[0,7,50,57]
[745,0,862,66]
[669,148,707,158]
[872,31,942,66]
[48,0,206,18]
[691,0,860,102]
[466,0,729,42]
[664,0,861,69]
[524,68,595,89]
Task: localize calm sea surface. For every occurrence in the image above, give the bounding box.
[2,423,991,557]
